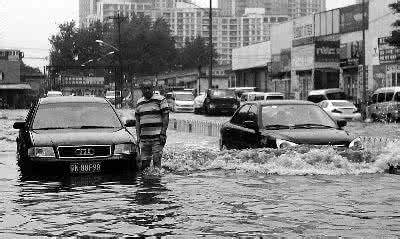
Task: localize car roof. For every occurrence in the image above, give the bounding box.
[373,86,400,93]
[308,88,344,95]
[246,100,315,106]
[39,96,108,104]
[322,100,352,103]
[174,91,193,94]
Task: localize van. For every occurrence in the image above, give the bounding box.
[368,87,400,122]
[240,92,284,105]
[307,88,347,103]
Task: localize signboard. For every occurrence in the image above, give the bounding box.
[292,45,315,71]
[315,41,340,62]
[292,15,314,47]
[373,65,386,88]
[378,36,400,64]
[340,3,368,34]
[340,40,362,67]
[232,41,271,71]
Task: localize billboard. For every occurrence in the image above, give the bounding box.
[315,40,340,62]
[292,15,314,47]
[292,45,315,71]
[315,9,340,37]
[232,41,271,71]
[340,40,362,67]
[378,36,400,64]
[340,3,369,34]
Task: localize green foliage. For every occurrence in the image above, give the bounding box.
[387,3,400,47]
[49,17,218,78]
[179,36,218,72]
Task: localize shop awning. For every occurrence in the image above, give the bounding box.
[0,84,32,90]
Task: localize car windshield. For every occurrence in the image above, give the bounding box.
[326,92,347,100]
[266,95,284,100]
[331,101,355,107]
[32,102,122,130]
[211,90,236,98]
[175,93,194,101]
[262,104,337,128]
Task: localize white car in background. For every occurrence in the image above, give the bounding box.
[46,91,63,97]
[319,100,362,121]
[194,92,206,114]
[172,91,195,113]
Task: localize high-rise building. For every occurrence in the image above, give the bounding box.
[79,0,294,65]
[218,0,326,18]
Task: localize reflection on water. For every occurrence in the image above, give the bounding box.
[2,109,400,237]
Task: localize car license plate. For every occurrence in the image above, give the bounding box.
[70,162,101,173]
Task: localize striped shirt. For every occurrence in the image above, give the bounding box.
[135,94,169,141]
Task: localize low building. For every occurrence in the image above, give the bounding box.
[232,41,271,92]
[49,75,106,97]
[0,49,32,108]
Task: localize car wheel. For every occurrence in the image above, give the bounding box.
[387,114,396,123]
[371,114,378,122]
[219,140,228,151]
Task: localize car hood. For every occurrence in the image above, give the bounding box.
[31,128,135,146]
[261,128,354,145]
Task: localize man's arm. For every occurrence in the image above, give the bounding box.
[160,112,169,136]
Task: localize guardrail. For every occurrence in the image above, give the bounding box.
[168,118,400,150]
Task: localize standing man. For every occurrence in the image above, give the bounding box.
[135,81,169,170]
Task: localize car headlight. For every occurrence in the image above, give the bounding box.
[276,139,298,149]
[232,104,238,109]
[349,137,364,150]
[209,104,215,108]
[114,143,136,155]
[28,147,55,157]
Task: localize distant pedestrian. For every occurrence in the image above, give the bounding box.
[135,81,169,170]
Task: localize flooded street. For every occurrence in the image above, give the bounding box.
[1,110,400,238]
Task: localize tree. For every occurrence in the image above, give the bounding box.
[387,2,400,47]
[179,36,218,72]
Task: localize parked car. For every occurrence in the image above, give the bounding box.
[229,87,256,99]
[240,92,284,105]
[219,100,363,150]
[46,91,63,97]
[307,88,348,103]
[13,96,138,174]
[105,90,121,106]
[319,100,362,121]
[368,87,400,122]
[194,92,206,114]
[203,89,240,115]
[172,91,195,113]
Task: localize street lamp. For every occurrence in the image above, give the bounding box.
[96,39,122,108]
[182,0,213,89]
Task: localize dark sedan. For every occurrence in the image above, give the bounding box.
[13,96,138,174]
[219,100,363,150]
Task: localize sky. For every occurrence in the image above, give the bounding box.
[0,0,356,70]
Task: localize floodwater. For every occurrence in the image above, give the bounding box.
[1,109,400,238]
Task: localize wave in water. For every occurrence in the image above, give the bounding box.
[162,144,400,176]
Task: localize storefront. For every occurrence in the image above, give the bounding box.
[0,84,32,109]
[314,39,341,90]
[340,40,362,100]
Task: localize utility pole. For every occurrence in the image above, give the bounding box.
[108,11,126,108]
[362,0,367,119]
[208,0,213,89]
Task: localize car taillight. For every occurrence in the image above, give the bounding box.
[331,109,342,113]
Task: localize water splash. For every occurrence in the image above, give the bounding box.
[162,144,391,176]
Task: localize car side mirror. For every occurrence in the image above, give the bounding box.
[337,119,347,128]
[124,119,136,127]
[13,121,26,130]
[243,120,258,131]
